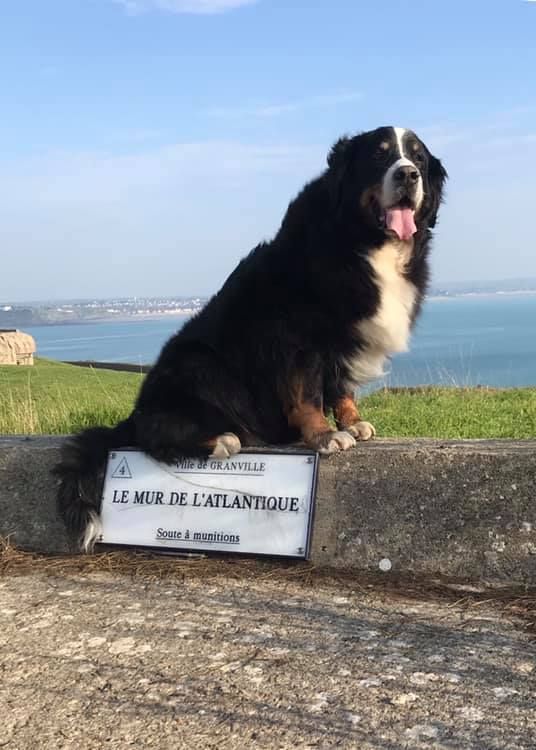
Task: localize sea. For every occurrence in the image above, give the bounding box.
[25,294,536,391]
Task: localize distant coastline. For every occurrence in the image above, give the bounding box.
[0,311,195,328]
[3,282,536,328]
[18,295,536,389]
[0,299,202,328]
[427,289,536,302]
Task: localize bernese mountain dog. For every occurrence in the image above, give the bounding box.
[55,126,447,550]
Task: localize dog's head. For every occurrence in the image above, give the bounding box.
[327,126,447,241]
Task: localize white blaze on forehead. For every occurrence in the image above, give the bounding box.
[394,127,407,158]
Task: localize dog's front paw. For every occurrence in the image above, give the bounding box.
[309,430,357,455]
[210,432,241,459]
[346,421,376,441]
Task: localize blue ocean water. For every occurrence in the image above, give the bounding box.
[26,317,182,367]
[26,295,536,390]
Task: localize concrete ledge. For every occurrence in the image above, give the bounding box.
[1,436,535,581]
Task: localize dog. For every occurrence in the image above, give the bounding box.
[54,126,447,551]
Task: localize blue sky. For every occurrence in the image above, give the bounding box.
[1,0,536,301]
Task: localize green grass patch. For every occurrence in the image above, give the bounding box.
[0,359,142,434]
[1,359,535,438]
[361,386,536,439]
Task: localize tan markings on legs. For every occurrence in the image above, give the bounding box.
[287,401,332,444]
[286,386,356,455]
[333,395,361,429]
[284,377,330,442]
[288,402,356,454]
[334,394,376,441]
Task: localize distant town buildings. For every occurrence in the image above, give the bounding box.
[0,297,206,327]
[2,281,536,331]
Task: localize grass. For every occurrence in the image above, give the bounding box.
[0,358,535,438]
[363,386,536,439]
[0,358,143,434]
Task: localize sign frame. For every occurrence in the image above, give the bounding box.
[97,446,320,560]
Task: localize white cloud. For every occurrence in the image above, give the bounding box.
[208,91,363,119]
[112,0,257,15]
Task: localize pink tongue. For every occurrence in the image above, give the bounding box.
[386,207,417,241]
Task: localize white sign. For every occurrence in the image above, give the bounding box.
[99,449,319,559]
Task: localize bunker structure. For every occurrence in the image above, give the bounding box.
[0,329,36,365]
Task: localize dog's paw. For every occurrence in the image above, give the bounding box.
[210,432,241,459]
[346,421,376,441]
[310,430,357,455]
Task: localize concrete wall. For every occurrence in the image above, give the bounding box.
[1,435,535,581]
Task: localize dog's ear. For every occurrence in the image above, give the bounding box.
[326,136,354,210]
[327,136,352,170]
[423,154,448,228]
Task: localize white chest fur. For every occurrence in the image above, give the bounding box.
[345,241,417,386]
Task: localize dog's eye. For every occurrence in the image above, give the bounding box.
[375,142,390,158]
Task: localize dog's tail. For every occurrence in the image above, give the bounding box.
[53,416,136,552]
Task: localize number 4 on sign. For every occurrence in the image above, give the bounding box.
[111,457,132,479]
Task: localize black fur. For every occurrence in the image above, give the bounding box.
[54,418,135,542]
[54,126,446,546]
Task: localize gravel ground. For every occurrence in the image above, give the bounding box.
[0,563,535,749]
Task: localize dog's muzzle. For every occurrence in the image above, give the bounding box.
[382,158,424,208]
[380,159,424,240]
[393,165,420,196]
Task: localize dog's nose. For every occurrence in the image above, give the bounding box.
[394,165,420,184]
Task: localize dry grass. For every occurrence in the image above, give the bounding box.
[1,537,534,636]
